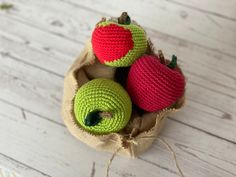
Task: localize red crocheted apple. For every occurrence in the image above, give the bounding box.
[91,12,147,67]
[126,54,185,112]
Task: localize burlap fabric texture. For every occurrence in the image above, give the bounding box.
[61,40,185,157]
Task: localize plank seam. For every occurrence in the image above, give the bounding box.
[60,0,236,59]
[2,4,236,60]
[0,153,52,177]
[0,52,64,78]
[0,98,65,127]
[168,117,236,145]
[165,0,236,22]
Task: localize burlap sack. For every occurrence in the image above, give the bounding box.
[61,40,185,157]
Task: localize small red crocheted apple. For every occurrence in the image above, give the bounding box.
[92,12,147,67]
[126,53,185,112]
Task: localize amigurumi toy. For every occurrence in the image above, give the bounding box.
[74,78,132,134]
[92,12,147,67]
[126,54,185,112]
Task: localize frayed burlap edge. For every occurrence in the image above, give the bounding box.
[61,40,185,158]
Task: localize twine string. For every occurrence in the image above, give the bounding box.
[106,136,185,177]
[106,147,122,177]
[157,137,185,177]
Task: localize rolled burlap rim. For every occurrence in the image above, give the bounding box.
[61,39,185,158]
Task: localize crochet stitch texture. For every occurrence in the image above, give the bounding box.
[127,55,185,112]
[92,21,147,67]
[74,78,132,134]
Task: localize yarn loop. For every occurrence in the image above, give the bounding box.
[74,78,132,134]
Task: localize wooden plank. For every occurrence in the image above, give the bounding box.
[172,100,236,144]
[60,0,236,57]
[0,0,235,176]
[0,1,235,176]
[0,34,76,76]
[0,14,80,58]
[0,165,22,177]
[1,41,236,144]
[1,0,235,92]
[165,0,236,20]
[0,99,236,177]
[0,14,236,143]
[146,118,236,177]
[0,0,91,46]
[0,155,48,177]
[0,52,64,124]
[0,101,177,177]
[3,0,236,58]
[2,29,236,98]
[0,2,236,95]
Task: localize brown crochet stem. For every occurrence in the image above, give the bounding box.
[99,111,113,119]
[158,50,166,64]
[146,39,156,56]
[96,17,106,25]
[105,137,185,177]
[118,12,131,25]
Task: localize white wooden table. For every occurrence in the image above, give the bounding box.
[0,0,236,177]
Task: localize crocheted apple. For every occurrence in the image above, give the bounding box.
[126,53,185,112]
[74,78,132,134]
[92,12,147,67]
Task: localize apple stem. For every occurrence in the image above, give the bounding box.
[118,12,131,25]
[167,55,178,69]
[85,110,113,126]
[158,50,166,64]
[98,111,113,119]
[96,17,106,25]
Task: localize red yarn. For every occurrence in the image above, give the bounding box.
[127,55,185,112]
[92,24,133,63]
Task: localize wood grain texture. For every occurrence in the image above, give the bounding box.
[165,0,236,20]
[0,100,236,177]
[0,0,236,176]
[0,0,235,142]
[62,0,236,57]
[0,165,22,177]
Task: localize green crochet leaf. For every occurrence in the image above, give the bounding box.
[85,110,102,126]
[167,55,177,69]
[124,16,131,25]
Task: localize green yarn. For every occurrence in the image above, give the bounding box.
[74,78,132,134]
[84,110,102,126]
[167,55,178,69]
[98,21,147,67]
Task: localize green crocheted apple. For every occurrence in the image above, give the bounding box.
[74,78,132,134]
[92,12,147,67]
